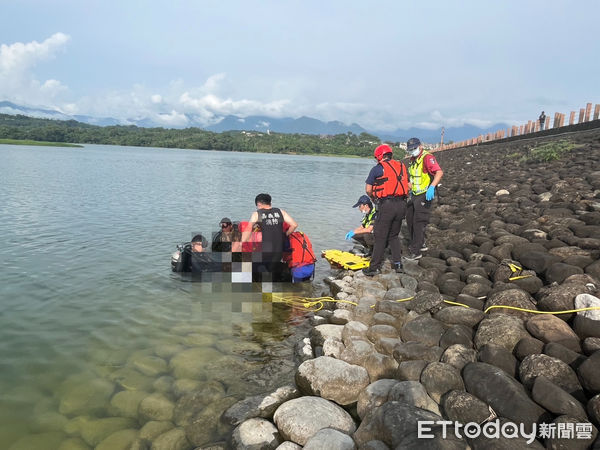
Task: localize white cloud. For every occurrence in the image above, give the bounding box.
[0,33,70,106]
[151,94,163,104]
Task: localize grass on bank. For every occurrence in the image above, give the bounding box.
[509,140,583,163]
[0,138,83,148]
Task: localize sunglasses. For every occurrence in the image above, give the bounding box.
[221,223,232,228]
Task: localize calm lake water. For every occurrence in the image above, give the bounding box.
[0,144,374,448]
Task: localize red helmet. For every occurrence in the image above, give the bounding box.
[374,144,393,162]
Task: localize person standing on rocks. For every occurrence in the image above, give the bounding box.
[405,137,444,260]
[539,111,546,131]
[363,144,409,276]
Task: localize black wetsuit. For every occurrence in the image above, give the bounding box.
[256,207,286,278]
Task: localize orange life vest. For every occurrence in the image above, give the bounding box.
[372,159,409,199]
[285,231,316,268]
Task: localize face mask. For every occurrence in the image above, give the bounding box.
[410,148,420,157]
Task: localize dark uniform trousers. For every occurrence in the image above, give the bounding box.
[406,193,432,254]
[369,197,406,269]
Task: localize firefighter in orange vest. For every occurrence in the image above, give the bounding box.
[363,144,410,276]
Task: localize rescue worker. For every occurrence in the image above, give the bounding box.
[405,137,444,260]
[363,144,409,276]
[345,194,377,255]
[242,193,298,279]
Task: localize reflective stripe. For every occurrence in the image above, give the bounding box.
[409,150,432,195]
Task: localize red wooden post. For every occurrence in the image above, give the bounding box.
[594,104,600,120]
[585,103,592,121]
[569,111,576,125]
[579,108,585,123]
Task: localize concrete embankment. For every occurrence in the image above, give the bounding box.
[217,129,600,449]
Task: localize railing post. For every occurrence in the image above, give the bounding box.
[579,108,585,123]
[585,103,592,121]
[569,111,576,125]
[594,104,600,120]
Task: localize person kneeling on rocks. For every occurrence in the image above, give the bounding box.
[345,194,377,255]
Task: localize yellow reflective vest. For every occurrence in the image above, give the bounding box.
[409,150,432,195]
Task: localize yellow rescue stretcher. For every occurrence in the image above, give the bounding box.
[321,249,371,270]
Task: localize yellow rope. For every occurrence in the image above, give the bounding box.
[484,305,600,315]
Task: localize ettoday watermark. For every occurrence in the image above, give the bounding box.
[418,420,594,444]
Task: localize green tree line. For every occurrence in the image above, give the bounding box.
[0,114,391,157]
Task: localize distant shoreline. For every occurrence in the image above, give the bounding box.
[0,138,83,148]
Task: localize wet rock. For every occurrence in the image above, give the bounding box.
[477,344,518,377]
[401,316,446,347]
[527,314,582,352]
[544,416,598,450]
[172,383,226,426]
[544,342,587,369]
[531,376,588,421]
[434,306,485,327]
[357,379,399,420]
[353,401,441,447]
[295,356,370,405]
[169,347,223,380]
[441,344,477,370]
[56,437,90,450]
[463,362,548,424]
[231,418,281,450]
[420,362,464,403]
[393,342,443,363]
[515,337,545,361]
[273,397,356,446]
[441,390,491,424]
[139,393,175,422]
[58,377,115,416]
[109,390,147,419]
[95,429,138,450]
[8,432,66,450]
[79,417,137,447]
[151,428,189,450]
[546,263,585,284]
[577,351,600,394]
[184,397,236,446]
[483,289,538,319]
[439,324,473,349]
[474,314,530,353]
[519,354,584,399]
[388,381,440,415]
[573,293,600,339]
[129,355,168,377]
[222,385,299,426]
[395,360,429,382]
[138,421,173,440]
[310,324,344,347]
[302,428,355,450]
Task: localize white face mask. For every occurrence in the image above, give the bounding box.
[410,148,420,157]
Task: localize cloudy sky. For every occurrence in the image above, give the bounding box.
[1,0,598,131]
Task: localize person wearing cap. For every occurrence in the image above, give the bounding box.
[211,217,240,252]
[405,137,444,260]
[345,194,377,254]
[190,233,219,276]
[363,144,410,276]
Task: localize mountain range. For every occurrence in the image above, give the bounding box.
[0,100,508,143]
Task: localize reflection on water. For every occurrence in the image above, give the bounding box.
[0,144,371,448]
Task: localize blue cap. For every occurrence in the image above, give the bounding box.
[407,137,421,151]
[353,195,372,208]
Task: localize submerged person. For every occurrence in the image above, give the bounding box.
[345,194,377,255]
[212,217,241,252]
[242,193,298,279]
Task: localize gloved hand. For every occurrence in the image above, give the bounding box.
[425,185,436,201]
[345,230,355,240]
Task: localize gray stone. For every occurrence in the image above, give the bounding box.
[231,418,281,450]
[441,344,477,370]
[401,316,446,347]
[395,360,429,382]
[577,351,600,394]
[405,291,444,314]
[339,339,375,366]
[353,401,441,447]
[362,352,399,381]
[573,294,600,339]
[515,336,545,361]
[151,428,189,450]
[393,342,443,364]
[341,321,369,346]
[474,314,530,353]
[388,380,440,415]
[95,429,138,450]
[383,287,417,302]
[273,397,356,446]
[420,362,464,403]
[484,289,538,319]
[584,338,600,355]
[310,324,344,347]
[519,354,584,399]
[323,337,345,359]
[303,428,356,450]
[544,416,598,450]
[477,343,518,378]
[222,385,299,426]
[433,306,485,328]
[357,379,399,420]
[527,314,582,352]
[441,390,491,424]
[531,376,588,421]
[589,394,600,428]
[546,263,584,285]
[462,362,548,424]
[544,342,587,369]
[295,356,370,405]
[439,324,473,350]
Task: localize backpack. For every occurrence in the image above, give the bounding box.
[286,231,317,268]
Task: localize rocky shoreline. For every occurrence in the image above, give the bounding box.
[218,129,600,449]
